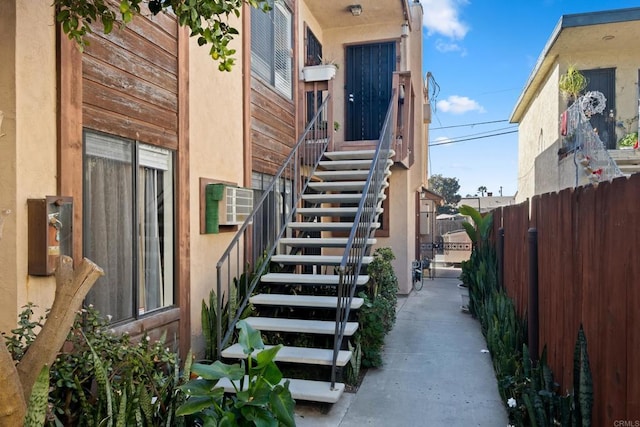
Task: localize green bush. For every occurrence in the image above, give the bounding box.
[357,247,398,368]
[459,205,593,426]
[177,320,295,426]
[4,304,188,426]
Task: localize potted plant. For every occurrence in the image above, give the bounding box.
[617,131,638,149]
[302,58,338,82]
[616,116,638,149]
[559,65,587,105]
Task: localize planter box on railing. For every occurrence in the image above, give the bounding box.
[302,64,337,82]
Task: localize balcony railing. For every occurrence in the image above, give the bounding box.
[331,89,396,388]
[215,95,332,356]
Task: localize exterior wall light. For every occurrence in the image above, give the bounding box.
[349,4,362,16]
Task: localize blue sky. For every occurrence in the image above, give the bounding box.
[421,0,639,197]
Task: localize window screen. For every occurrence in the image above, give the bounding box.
[251,0,292,99]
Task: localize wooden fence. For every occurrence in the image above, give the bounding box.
[492,173,640,425]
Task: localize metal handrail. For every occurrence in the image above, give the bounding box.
[331,90,397,387]
[215,94,332,357]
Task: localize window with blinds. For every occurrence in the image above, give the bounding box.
[251,0,292,99]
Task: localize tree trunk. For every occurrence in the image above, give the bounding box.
[0,340,26,427]
[17,256,104,402]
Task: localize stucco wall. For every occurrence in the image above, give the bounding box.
[516,65,561,203]
[534,139,562,195]
[300,3,425,294]
[0,1,58,334]
[187,25,245,355]
[518,50,640,202]
[378,168,414,294]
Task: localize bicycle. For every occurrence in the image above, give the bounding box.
[411,260,424,291]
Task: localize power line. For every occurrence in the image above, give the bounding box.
[430,119,510,130]
[429,129,518,146]
[446,125,518,140]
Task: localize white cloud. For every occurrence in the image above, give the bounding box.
[421,0,470,40]
[435,39,467,56]
[436,95,485,114]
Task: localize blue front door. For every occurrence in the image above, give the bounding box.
[345,42,396,141]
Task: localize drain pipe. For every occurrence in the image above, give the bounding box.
[528,227,539,365]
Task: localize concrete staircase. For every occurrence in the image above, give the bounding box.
[220,149,393,403]
[609,149,640,176]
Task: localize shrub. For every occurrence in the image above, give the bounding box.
[4,304,188,426]
[459,205,593,426]
[357,247,398,368]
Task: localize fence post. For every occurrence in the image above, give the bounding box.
[497,227,504,289]
[528,227,539,364]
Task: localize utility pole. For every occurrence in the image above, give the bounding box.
[499,186,503,196]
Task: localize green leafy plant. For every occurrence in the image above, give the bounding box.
[459,204,496,317]
[357,247,398,368]
[5,304,188,426]
[345,339,362,386]
[24,365,50,427]
[177,319,295,426]
[573,325,593,427]
[617,131,638,148]
[459,205,594,426]
[559,65,588,101]
[54,0,271,71]
[2,303,45,362]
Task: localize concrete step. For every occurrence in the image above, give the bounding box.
[261,273,369,286]
[287,221,380,231]
[323,149,395,161]
[297,206,383,217]
[279,237,376,248]
[244,317,358,336]
[308,181,366,192]
[318,159,373,170]
[217,377,345,403]
[314,170,372,181]
[222,343,353,367]
[318,158,393,171]
[250,293,364,309]
[271,254,373,265]
[301,192,386,204]
[302,193,363,204]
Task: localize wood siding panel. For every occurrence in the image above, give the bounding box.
[83,54,177,111]
[83,79,176,131]
[83,105,178,149]
[78,12,186,351]
[87,23,177,75]
[250,78,295,175]
[497,174,640,424]
[84,37,177,94]
[83,14,178,148]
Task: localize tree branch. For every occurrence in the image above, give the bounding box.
[17,256,103,401]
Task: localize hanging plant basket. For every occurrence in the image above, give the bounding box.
[302,64,337,82]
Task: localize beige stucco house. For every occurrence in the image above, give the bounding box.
[1,0,428,402]
[510,7,640,203]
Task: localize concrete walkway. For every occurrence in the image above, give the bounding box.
[295,267,508,426]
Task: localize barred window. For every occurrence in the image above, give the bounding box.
[305,27,322,66]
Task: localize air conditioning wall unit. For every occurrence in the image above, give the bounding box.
[220,185,254,225]
[204,184,254,233]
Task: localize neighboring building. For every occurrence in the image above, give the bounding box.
[1,0,427,399]
[510,7,640,203]
[459,195,516,214]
